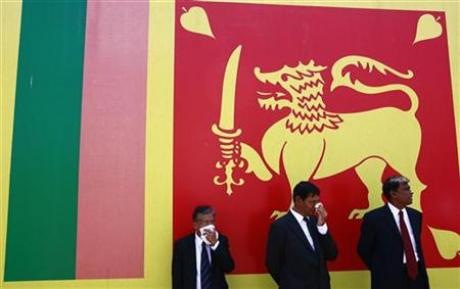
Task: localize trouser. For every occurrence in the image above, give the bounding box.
[402,262,429,289]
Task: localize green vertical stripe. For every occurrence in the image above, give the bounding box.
[4,1,86,281]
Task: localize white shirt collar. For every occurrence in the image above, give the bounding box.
[387,202,406,217]
[290,208,305,223]
[195,233,204,245]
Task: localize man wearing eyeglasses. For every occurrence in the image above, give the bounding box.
[358,175,430,289]
[172,205,235,289]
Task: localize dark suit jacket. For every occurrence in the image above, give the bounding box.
[172,233,235,289]
[357,205,430,289]
[266,212,338,289]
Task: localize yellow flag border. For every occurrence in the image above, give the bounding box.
[1,1,459,289]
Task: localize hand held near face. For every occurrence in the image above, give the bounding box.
[200,224,218,245]
[315,202,328,225]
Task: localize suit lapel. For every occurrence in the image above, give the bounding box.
[187,234,197,276]
[383,205,402,240]
[407,209,420,240]
[307,217,320,253]
[286,212,316,253]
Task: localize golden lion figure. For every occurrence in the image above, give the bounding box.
[217,55,426,219]
[213,52,459,259]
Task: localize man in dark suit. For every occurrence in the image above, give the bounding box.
[172,205,234,289]
[358,175,430,289]
[266,181,338,289]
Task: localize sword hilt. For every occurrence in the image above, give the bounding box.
[211,124,245,195]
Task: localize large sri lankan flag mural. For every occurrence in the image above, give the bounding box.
[1,1,459,289]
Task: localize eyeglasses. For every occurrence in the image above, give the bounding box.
[395,187,412,194]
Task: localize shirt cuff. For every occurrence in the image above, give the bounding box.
[317,223,328,235]
[211,241,220,250]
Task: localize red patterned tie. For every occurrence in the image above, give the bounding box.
[399,210,418,279]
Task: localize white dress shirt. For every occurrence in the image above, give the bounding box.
[195,234,220,289]
[291,209,328,250]
[387,202,420,262]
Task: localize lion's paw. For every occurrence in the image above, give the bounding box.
[270,210,288,220]
[348,208,368,220]
[430,227,460,260]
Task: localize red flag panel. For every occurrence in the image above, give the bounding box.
[174,3,459,273]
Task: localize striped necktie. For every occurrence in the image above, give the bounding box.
[201,242,212,289]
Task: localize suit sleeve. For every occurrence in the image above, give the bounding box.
[265,222,284,285]
[357,213,375,269]
[172,240,183,289]
[318,231,338,261]
[414,211,423,242]
[213,235,235,273]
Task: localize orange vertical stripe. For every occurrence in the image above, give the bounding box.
[76,1,148,278]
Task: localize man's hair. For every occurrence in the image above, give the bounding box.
[192,205,215,221]
[293,181,320,201]
[382,176,409,200]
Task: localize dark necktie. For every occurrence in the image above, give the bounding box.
[201,242,212,289]
[399,210,418,280]
[303,217,316,251]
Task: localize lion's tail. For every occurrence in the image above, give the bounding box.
[330,55,418,114]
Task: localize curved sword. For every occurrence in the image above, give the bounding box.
[212,45,245,195]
